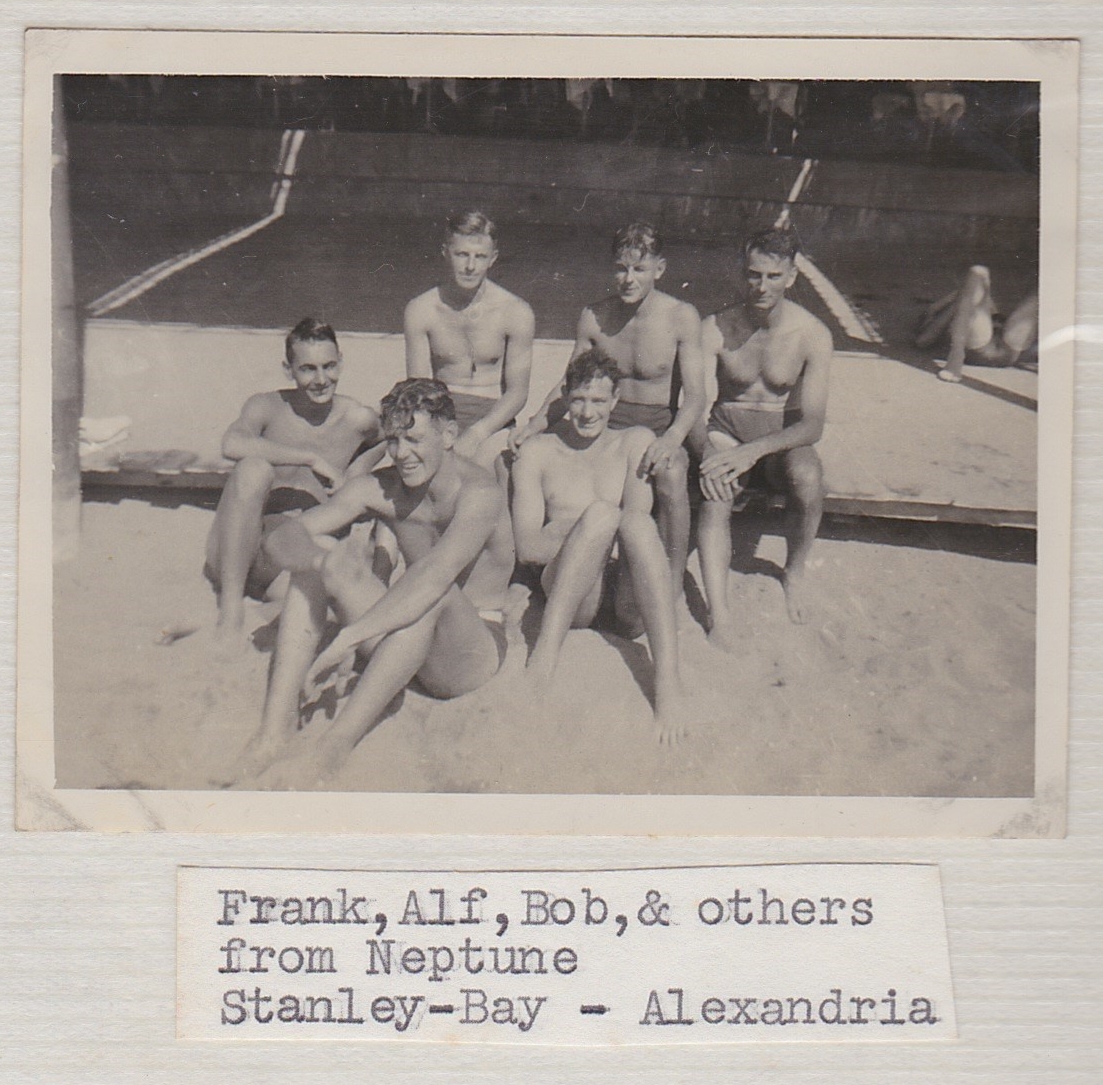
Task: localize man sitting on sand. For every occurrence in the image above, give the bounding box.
[405,210,535,469]
[695,227,832,634]
[511,350,684,745]
[915,264,1039,383]
[510,221,706,600]
[204,317,381,646]
[241,378,514,786]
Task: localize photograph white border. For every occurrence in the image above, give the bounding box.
[16,30,1076,835]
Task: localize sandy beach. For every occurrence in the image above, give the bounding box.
[52,496,1034,798]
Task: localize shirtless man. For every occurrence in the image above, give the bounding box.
[512,350,684,744]
[405,210,535,468]
[241,378,514,786]
[204,317,380,645]
[511,222,706,599]
[695,228,832,635]
[916,264,1038,382]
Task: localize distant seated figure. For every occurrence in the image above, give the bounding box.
[916,265,1039,383]
[204,317,381,647]
[511,350,685,745]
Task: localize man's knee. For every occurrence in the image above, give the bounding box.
[618,508,660,544]
[700,495,735,519]
[579,499,622,536]
[228,456,276,500]
[654,446,690,497]
[320,537,373,596]
[782,448,824,501]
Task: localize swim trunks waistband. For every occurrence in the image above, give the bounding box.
[447,383,499,400]
[607,399,674,436]
[726,398,787,411]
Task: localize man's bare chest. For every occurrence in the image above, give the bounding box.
[428,308,508,366]
[594,320,678,379]
[718,330,805,390]
[266,411,362,457]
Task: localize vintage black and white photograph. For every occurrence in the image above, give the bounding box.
[18,33,1075,832]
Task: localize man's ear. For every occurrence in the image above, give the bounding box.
[487,247,499,270]
[282,358,293,380]
[654,256,667,281]
[442,418,459,449]
[785,260,799,289]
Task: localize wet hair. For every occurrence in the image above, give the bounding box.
[444,209,497,245]
[744,227,800,263]
[380,378,456,435]
[285,317,338,363]
[612,221,663,259]
[563,349,622,394]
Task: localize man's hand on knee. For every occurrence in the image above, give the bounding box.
[700,471,738,504]
[639,434,686,479]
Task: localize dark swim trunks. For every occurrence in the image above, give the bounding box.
[606,399,674,436]
[707,400,787,444]
[263,487,322,517]
[448,388,515,433]
[964,338,1019,368]
[705,401,789,492]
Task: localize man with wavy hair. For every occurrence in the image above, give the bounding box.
[511,349,684,745]
[242,378,514,786]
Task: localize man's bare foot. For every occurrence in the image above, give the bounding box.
[249,734,348,790]
[653,678,687,746]
[653,712,687,747]
[707,616,740,653]
[234,726,294,784]
[523,652,556,699]
[937,368,963,384]
[211,620,253,658]
[781,568,810,625]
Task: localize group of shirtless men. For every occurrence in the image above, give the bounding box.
[204,211,833,783]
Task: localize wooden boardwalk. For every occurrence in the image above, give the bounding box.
[80,321,1038,528]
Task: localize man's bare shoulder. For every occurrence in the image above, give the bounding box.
[712,303,753,332]
[520,430,561,457]
[334,396,380,432]
[586,294,622,323]
[454,457,507,511]
[613,423,652,458]
[710,304,756,347]
[645,290,700,330]
[782,300,834,349]
[404,287,441,322]
[486,280,534,318]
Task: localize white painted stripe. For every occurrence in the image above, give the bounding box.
[774,157,814,229]
[796,251,882,344]
[773,157,882,345]
[87,129,307,318]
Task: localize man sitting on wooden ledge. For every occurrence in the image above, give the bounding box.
[204,317,382,650]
